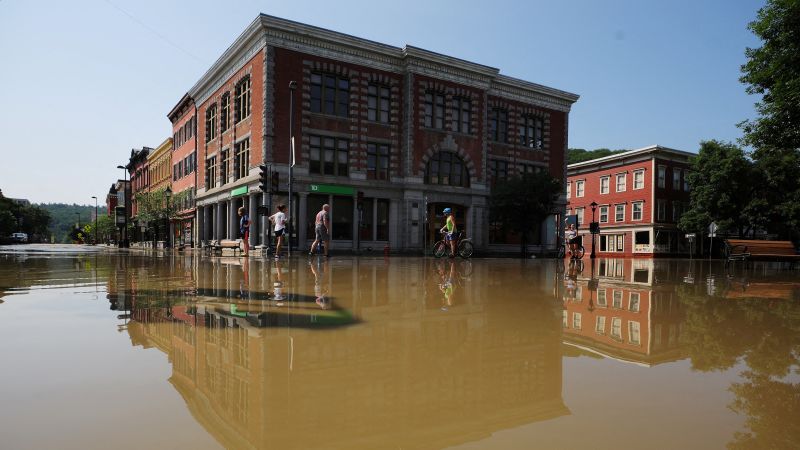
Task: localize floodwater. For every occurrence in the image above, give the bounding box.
[1,248,799,450]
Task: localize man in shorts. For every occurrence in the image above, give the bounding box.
[238,207,251,256]
[309,204,330,257]
[268,204,288,259]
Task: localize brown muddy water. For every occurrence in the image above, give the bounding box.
[1,248,799,449]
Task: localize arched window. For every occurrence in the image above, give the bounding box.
[425,151,470,187]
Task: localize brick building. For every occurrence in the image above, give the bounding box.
[189,15,579,252]
[168,94,198,247]
[566,145,693,257]
[127,146,151,243]
[147,138,173,244]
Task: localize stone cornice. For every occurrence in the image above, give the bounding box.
[148,138,173,161]
[167,93,195,122]
[186,13,579,113]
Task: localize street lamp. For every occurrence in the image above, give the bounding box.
[91,196,98,245]
[117,165,129,247]
[590,201,598,259]
[288,80,297,256]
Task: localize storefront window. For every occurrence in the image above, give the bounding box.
[331,196,353,240]
[376,199,389,241]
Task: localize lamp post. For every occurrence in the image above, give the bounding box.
[590,201,598,259]
[91,196,98,245]
[117,165,129,247]
[288,80,296,256]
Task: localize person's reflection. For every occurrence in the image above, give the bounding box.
[309,258,330,309]
[239,256,250,300]
[564,260,582,301]
[273,258,286,306]
[436,260,456,311]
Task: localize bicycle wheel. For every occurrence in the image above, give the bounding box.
[433,241,448,258]
[574,245,585,259]
[458,241,474,258]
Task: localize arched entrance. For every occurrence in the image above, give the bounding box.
[427,202,466,245]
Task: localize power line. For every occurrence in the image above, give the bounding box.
[102,0,205,64]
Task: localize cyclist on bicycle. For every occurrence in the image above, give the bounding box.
[440,207,457,258]
[565,223,579,258]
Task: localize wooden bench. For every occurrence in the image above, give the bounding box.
[725,239,800,267]
[205,239,243,256]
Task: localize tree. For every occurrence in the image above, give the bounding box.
[567,148,628,165]
[679,141,758,238]
[0,210,15,237]
[739,0,800,151]
[134,189,188,246]
[490,171,561,257]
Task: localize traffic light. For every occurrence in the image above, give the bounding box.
[259,164,269,192]
[357,191,364,210]
[271,171,279,194]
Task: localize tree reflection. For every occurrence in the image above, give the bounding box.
[677,282,800,448]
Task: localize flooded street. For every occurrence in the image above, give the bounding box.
[1,248,799,449]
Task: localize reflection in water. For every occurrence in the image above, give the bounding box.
[2,252,800,448]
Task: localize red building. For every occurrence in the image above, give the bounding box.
[127,147,151,243]
[566,145,693,257]
[187,14,579,253]
[168,94,198,247]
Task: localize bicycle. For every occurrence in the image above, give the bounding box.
[432,230,474,258]
[557,241,585,260]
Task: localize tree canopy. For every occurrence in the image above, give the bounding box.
[567,148,628,165]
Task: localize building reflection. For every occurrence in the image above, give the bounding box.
[108,257,568,450]
[561,259,685,366]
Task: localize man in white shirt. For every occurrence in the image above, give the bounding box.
[268,204,288,258]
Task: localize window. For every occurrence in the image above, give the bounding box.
[425,151,470,187]
[566,182,571,199]
[657,165,666,189]
[220,93,230,132]
[629,293,640,312]
[629,321,641,345]
[220,150,230,185]
[597,289,607,307]
[632,201,643,221]
[424,91,445,129]
[616,173,626,192]
[489,108,508,143]
[657,200,666,221]
[562,310,568,328]
[367,84,390,123]
[633,169,645,189]
[600,234,625,252]
[572,312,582,330]
[489,159,508,187]
[234,138,250,180]
[683,172,690,191]
[599,205,609,223]
[613,290,623,309]
[205,156,217,188]
[600,176,610,194]
[672,201,681,222]
[576,207,584,225]
[595,316,606,334]
[576,180,585,197]
[234,77,251,123]
[451,97,471,133]
[615,204,625,222]
[673,168,681,190]
[205,104,217,142]
[311,73,349,117]
[611,318,622,339]
[367,143,389,181]
[310,136,349,176]
[519,115,543,148]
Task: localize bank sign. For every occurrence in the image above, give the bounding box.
[309,184,354,196]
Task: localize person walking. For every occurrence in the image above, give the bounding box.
[565,223,578,259]
[269,204,288,259]
[439,207,457,258]
[238,206,251,256]
[309,204,330,257]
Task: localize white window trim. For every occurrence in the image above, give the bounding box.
[615,203,626,223]
[632,201,644,221]
[566,181,571,199]
[633,169,645,190]
[657,165,666,189]
[616,173,627,192]
[576,180,585,198]
[600,176,610,195]
[657,200,666,221]
[599,205,609,223]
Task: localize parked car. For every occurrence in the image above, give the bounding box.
[11,232,28,243]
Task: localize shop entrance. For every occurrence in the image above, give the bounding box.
[427,203,466,245]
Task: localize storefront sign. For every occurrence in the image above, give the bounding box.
[231,186,248,197]
[309,184,354,196]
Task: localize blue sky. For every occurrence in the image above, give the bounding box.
[0,0,764,203]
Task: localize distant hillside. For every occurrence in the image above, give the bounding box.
[36,203,107,243]
[567,148,628,165]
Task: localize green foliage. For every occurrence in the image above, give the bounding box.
[679,141,758,237]
[489,171,561,257]
[133,188,188,244]
[0,194,52,242]
[35,203,106,243]
[739,0,800,151]
[81,215,117,244]
[567,148,628,165]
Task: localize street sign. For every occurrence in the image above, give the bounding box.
[708,222,718,237]
[309,184,354,196]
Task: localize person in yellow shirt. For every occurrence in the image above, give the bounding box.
[439,207,457,258]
